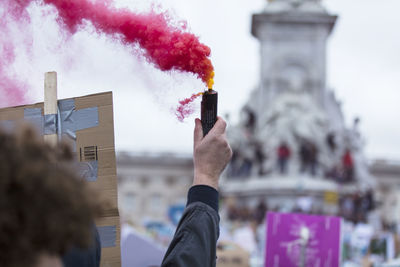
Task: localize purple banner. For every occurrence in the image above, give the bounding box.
[265,212,341,267]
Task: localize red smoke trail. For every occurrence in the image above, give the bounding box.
[7,0,215,84]
[175,92,202,122]
[1,0,214,120]
[0,3,30,108]
[39,0,214,84]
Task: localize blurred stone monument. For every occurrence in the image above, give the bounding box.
[222,0,375,215]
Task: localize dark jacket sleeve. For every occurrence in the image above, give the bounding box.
[161,186,220,267]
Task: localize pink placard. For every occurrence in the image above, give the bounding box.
[265,212,341,267]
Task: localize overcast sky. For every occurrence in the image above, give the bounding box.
[12,0,400,161]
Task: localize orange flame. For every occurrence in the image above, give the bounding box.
[207,71,215,90]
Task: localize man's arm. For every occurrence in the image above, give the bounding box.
[161,117,232,267]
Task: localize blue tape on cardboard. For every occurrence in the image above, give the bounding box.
[22,99,99,181]
[44,114,57,135]
[24,108,43,134]
[58,99,99,140]
[23,99,99,140]
[98,225,117,248]
[79,161,98,182]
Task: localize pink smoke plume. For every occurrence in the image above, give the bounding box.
[175,92,202,122]
[0,0,214,119]
[0,3,30,108]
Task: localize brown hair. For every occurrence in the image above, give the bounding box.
[0,126,102,267]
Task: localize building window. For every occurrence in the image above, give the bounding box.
[140,176,149,187]
[150,194,162,212]
[166,176,177,187]
[124,192,137,211]
[117,175,125,184]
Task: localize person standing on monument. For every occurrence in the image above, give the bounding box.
[342,148,354,182]
[299,140,311,174]
[277,141,291,174]
[309,143,318,176]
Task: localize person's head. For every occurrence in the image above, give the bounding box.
[0,125,102,267]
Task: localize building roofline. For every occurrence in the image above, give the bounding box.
[117,151,193,168]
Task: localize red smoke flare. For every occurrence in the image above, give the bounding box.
[9,0,214,85]
[1,0,213,120]
[176,92,202,122]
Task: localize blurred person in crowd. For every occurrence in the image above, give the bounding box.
[340,195,355,220]
[363,189,375,211]
[227,148,240,177]
[228,150,251,178]
[277,141,291,174]
[227,206,240,221]
[326,132,337,152]
[309,143,318,176]
[254,141,267,176]
[243,106,256,135]
[299,141,311,173]
[342,149,354,182]
[237,146,253,177]
[254,201,268,225]
[353,192,366,223]
[0,126,103,267]
[299,140,319,176]
[326,165,341,182]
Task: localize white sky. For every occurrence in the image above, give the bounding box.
[11,0,400,161]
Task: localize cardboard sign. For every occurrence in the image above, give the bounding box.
[0,92,121,267]
[265,212,341,267]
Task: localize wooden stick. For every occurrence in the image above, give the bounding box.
[44,71,58,147]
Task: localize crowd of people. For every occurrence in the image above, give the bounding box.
[339,190,375,223]
[229,134,356,184]
[227,106,360,185]
[225,189,375,227]
[275,140,355,181]
[224,196,400,267]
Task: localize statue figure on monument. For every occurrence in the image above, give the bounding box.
[256,91,330,175]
